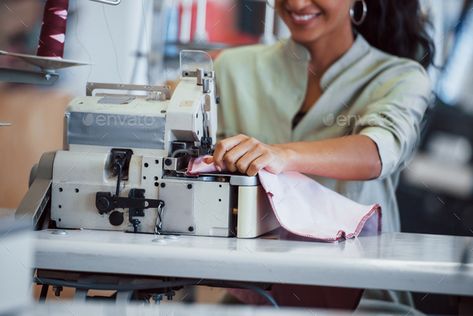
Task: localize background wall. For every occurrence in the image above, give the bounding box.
[0,87,70,208]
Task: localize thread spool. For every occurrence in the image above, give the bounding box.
[37,0,69,58]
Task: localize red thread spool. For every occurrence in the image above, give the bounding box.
[37,0,69,58]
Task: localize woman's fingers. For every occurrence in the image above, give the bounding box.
[212,135,288,176]
[213,134,249,170]
[247,154,273,176]
[234,143,266,174]
[203,156,214,164]
[222,137,259,172]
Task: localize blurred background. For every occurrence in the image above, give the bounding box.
[0,0,473,313]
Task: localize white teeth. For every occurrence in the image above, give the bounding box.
[291,12,319,22]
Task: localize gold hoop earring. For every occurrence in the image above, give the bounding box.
[350,0,367,26]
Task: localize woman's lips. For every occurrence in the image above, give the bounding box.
[289,11,322,25]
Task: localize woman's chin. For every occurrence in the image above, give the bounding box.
[290,33,321,46]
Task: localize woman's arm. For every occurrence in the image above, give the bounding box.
[277,135,382,180]
[212,134,382,181]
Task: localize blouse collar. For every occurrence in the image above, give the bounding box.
[283,34,371,89]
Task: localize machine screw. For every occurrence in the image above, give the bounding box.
[187,184,193,190]
[166,290,176,300]
[53,286,63,296]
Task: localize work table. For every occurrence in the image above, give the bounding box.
[34,229,473,296]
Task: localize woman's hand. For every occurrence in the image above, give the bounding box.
[212,134,292,176]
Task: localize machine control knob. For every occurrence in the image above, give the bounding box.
[96,192,112,214]
[109,211,124,226]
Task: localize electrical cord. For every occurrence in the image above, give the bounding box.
[238,284,279,308]
[192,280,279,308]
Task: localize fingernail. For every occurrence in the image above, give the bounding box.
[216,165,222,172]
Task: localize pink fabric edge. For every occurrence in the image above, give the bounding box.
[266,191,382,242]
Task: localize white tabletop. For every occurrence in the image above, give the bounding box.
[17,301,349,316]
[34,229,473,296]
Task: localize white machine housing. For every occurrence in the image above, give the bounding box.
[49,57,278,238]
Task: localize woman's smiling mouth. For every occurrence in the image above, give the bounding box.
[289,12,323,25]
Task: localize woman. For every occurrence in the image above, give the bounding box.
[213,0,434,309]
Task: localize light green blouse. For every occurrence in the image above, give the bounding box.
[214,35,431,232]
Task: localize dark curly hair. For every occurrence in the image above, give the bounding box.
[354,0,435,69]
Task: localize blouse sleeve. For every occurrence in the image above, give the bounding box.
[353,64,432,179]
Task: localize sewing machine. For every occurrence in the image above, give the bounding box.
[16,51,278,238]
